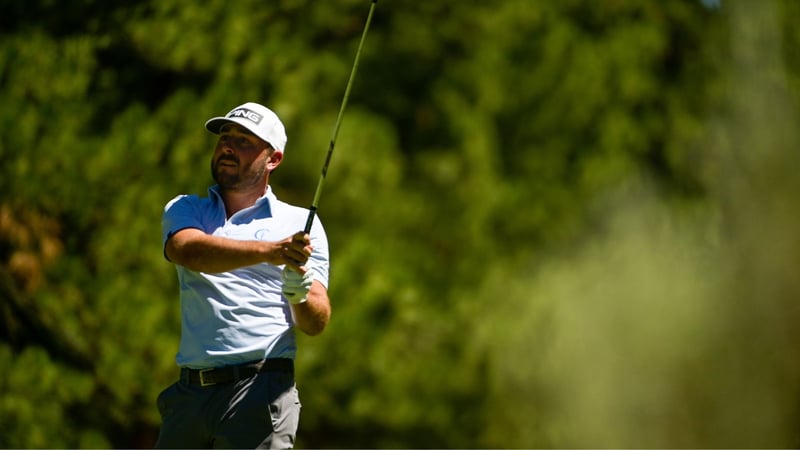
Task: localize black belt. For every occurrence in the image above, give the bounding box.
[181,358,294,387]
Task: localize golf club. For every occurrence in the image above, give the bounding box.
[303,0,378,234]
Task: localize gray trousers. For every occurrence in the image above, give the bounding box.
[154,368,300,449]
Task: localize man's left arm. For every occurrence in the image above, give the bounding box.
[281,222,330,335]
[290,280,330,336]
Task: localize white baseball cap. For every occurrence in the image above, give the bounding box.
[205,102,287,153]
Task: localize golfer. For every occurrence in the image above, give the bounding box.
[155,102,331,449]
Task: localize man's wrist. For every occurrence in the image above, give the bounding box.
[289,295,308,305]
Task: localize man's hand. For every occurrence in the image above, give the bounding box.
[274,232,313,273]
[282,267,313,304]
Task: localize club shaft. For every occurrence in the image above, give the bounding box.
[304,0,377,234]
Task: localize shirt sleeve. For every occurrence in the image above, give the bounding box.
[161,194,204,259]
[307,215,330,289]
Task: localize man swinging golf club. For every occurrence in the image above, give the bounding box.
[155,102,330,449]
[156,2,377,447]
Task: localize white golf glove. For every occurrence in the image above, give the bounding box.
[282,267,313,304]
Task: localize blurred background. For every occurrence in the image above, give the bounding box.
[2,0,800,448]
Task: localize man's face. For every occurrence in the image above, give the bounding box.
[211,124,273,190]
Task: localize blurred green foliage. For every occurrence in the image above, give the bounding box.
[2,0,800,448]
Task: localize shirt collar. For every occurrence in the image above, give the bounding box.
[208,185,275,215]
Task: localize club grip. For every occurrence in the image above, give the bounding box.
[304,206,317,234]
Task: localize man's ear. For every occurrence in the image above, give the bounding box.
[267,150,283,172]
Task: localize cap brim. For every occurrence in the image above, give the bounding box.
[205,117,252,135]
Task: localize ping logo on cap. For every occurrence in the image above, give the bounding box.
[227,108,263,124]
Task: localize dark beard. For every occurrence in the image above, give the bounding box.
[211,156,266,191]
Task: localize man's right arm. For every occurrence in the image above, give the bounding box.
[165,228,308,274]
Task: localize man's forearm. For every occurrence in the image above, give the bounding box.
[291,282,331,336]
[167,229,282,273]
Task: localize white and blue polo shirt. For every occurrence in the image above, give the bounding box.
[161,185,329,369]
